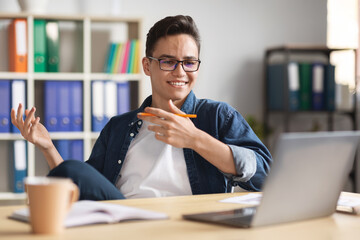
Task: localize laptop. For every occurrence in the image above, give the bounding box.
[183,131,360,228]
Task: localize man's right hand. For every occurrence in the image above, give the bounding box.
[11,103,53,151]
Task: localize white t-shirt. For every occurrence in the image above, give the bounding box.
[116,120,192,198]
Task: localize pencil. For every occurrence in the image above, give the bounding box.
[138,112,197,118]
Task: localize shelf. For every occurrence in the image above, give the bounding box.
[263,45,357,141]
[0,13,142,198]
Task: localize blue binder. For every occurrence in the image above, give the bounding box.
[324,64,336,111]
[0,80,11,132]
[312,63,324,110]
[13,140,27,193]
[71,140,84,161]
[57,81,71,131]
[55,140,70,160]
[44,81,58,131]
[70,81,83,131]
[117,82,130,114]
[10,80,26,133]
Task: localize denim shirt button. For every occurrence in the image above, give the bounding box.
[130,132,135,137]
[138,121,142,125]
[118,160,122,164]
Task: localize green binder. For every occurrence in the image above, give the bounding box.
[299,62,312,110]
[34,19,47,72]
[46,20,60,72]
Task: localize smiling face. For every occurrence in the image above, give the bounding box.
[142,34,199,110]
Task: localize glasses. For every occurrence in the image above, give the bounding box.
[148,56,201,72]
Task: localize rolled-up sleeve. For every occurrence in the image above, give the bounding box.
[223,145,256,182]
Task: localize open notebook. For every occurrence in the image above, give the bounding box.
[10,200,168,227]
[183,131,360,227]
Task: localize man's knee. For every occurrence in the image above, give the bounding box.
[48,160,86,179]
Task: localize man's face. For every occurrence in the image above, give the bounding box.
[143,34,199,109]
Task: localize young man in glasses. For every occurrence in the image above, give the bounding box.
[11,15,272,200]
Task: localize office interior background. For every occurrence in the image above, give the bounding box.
[0,0,359,195]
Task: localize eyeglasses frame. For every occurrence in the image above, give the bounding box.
[147,56,201,72]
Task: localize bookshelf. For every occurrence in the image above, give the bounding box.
[0,12,143,200]
[264,45,357,146]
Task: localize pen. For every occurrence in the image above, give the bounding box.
[138,112,197,118]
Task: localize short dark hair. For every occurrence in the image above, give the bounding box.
[145,15,201,57]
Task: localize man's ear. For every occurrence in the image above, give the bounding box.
[142,57,151,76]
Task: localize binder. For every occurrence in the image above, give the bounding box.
[104,80,118,122]
[267,64,284,110]
[312,63,324,110]
[324,64,336,111]
[57,81,71,131]
[0,80,11,132]
[117,82,130,114]
[12,140,27,193]
[91,81,106,131]
[8,19,27,72]
[44,81,58,131]
[46,21,60,72]
[34,19,47,72]
[287,62,300,111]
[70,81,83,131]
[55,140,70,160]
[70,140,84,161]
[11,80,26,133]
[299,63,312,110]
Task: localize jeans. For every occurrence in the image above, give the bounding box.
[48,160,125,201]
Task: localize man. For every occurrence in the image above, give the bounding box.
[11,15,272,200]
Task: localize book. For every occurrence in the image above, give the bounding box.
[33,19,47,72]
[104,43,116,73]
[8,19,27,72]
[9,200,168,227]
[0,80,11,133]
[120,41,131,73]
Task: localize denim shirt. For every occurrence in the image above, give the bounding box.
[86,91,272,194]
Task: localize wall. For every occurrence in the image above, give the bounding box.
[1,0,327,121]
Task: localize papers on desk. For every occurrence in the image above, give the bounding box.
[219,193,262,205]
[336,193,360,215]
[9,200,168,227]
[220,192,360,215]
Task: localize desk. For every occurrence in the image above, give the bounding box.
[1,192,360,240]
